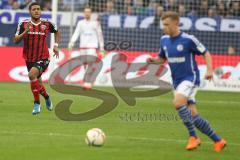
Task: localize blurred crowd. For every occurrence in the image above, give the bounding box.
[0,0,239,18]
[100,0,240,18]
[0,0,51,10]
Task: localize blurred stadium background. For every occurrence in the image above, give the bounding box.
[0,0,240,160]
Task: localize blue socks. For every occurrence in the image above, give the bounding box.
[177,105,221,142]
[177,105,196,137]
[193,115,221,142]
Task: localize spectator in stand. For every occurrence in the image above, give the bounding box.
[164,0,177,12]
[133,0,146,15]
[104,0,117,14]
[227,45,237,55]
[187,1,198,17]
[147,0,160,16]
[217,0,227,17]
[58,0,70,11]
[2,0,14,9]
[19,0,33,10]
[151,5,164,28]
[178,3,186,17]
[12,1,20,9]
[42,0,51,11]
[2,0,240,18]
[116,0,133,15]
[148,0,160,10]
[208,7,218,18]
[198,0,209,16]
[89,0,106,12]
[60,0,89,12]
[229,1,240,17]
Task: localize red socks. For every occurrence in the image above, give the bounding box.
[30,79,49,103]
[30,79,41,103]
[39,85,49,99]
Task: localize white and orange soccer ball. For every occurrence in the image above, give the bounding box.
[85,128,106,146]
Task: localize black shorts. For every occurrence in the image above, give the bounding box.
[26,59,50,78]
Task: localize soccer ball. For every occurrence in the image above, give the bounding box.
[85,128,106,146]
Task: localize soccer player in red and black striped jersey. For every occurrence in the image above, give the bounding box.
[14,2,60,115]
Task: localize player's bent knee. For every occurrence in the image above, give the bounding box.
[173,99,186,109]
[28,72,38,80]
[28,73,36,80]
[28,67,40,80]
[173,93,188,109]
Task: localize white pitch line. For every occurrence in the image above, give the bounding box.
[156,99,240,105]
[1,98,240,106]
[1,130,240,146]
[148,98,240,104]
[192,100,240,104]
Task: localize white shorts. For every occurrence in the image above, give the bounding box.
[174,80,198,103]
[79,49,97,56]
[71,49,98,65]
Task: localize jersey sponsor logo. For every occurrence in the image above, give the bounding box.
[168,57,186,63]
[40,25,46,30]
[28,31,45,35]
[177,44,184,51]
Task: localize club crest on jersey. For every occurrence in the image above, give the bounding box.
[177,44,184,51]
[41,25,46,30]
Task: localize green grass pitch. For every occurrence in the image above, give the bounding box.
[0,82,239,160]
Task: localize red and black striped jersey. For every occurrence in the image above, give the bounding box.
[15,19,58,62]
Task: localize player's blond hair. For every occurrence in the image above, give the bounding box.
[161,11,180,22]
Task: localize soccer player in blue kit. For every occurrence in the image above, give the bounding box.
[147,11,226,152]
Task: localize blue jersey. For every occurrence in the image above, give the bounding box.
[159,32,207,89]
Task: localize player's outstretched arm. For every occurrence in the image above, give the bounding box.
[13,22,31,44]
[203,51,213,80]
[96,21,105,56]
[147,57,166,65]
[53,30,60,58]
[68,22,81,50]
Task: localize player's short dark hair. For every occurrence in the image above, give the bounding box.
[161,11,179,22]
[29,2,41,10]
[84,5,92,10]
